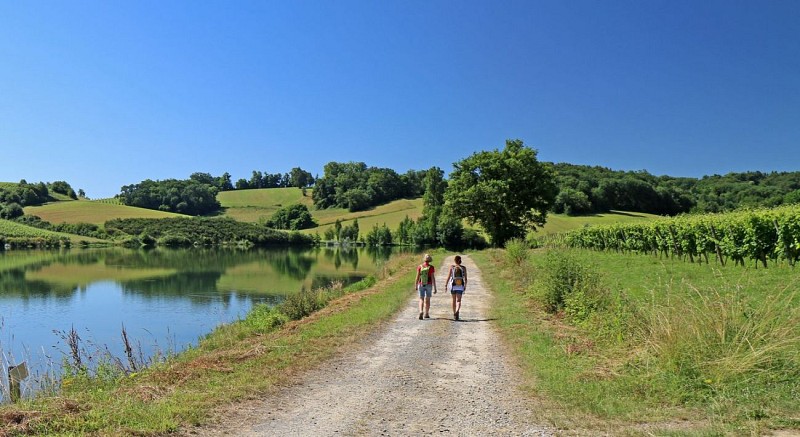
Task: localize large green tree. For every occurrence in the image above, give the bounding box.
[444,139,557,247]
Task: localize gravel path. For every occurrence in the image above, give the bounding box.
[196,255,552,436]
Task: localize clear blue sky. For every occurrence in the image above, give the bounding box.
[2,0,798,199]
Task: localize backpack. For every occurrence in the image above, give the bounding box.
[419,263,432,284]
[451,265,464,287]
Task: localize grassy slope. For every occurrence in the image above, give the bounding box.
[23,199,184,225]
[0,219,107,243]
[536,210,661,236]
[219,188,424,234]
[14,187,659,246]
[218,188,314,222]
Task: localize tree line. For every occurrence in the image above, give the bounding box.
[553,163,800,216]
[6,141,800,249]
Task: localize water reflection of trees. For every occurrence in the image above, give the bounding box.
[121,271,223,297]
[0,268,79,301]
[261,248,315,280]
[0,247,400,302]
[311,274,366,291]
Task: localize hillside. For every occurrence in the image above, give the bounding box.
[220,188,657,238]
[0,219,107,244]
[9,187,661,244]
[23,199,184,226]
[218,187,314,222]
[536,210,660,236]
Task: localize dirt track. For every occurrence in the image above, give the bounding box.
[194,255,552,436]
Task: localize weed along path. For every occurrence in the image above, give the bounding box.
[195,255,552,436]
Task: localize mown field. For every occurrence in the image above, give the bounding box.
[23,199,183,226]
[536,210,661,236]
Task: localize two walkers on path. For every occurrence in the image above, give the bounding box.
[414,254,468,320]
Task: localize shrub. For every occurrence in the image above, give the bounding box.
[241,304,288,333]
[157,234,193,247]
[504,238,530,266]
[279,289,327,320]
[532,250,601,315]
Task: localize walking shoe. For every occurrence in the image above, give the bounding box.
[419,312,423,320]
[455,311,459,321]
[424,313,430,319]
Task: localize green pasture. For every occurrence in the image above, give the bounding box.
[24,199,183,226]
[218,188,424,236]
[304,198,424,236]
[218,187,314,222]
[535,210,661,236]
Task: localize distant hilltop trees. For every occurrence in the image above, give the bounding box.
[0,180,79,219]
[4,160,800,222]
[552,163,800,216]
[117,169,317,215]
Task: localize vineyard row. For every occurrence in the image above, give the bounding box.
[557,205,800,267]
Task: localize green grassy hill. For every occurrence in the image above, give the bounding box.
[305,198,424,236]
[536,210,661,236]
[15,186,659,243]
[23,199,184,226]
[218,187,423,235]
[219,187,659,238]
[218,187,314,222]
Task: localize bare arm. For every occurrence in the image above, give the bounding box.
[444,265,453,286]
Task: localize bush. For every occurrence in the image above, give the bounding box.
[532,250,602,315]
[279,289,327,320]
[241,304,289,333]
[504,238,530,266]
[157,234,193,247]
[1,202,24,219]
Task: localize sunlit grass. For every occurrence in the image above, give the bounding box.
[474,247,800,434]
[23,199,183,226]
[535,210,661,236]
[218,188,314,222]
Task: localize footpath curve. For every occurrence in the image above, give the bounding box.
[195,255,552,436]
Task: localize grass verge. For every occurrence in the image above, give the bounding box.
[471,248,800,436]
[0,252,421,436]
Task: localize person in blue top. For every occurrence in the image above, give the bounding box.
[414,253,437,320]
[444,255,468,320]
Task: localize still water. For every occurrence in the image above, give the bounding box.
[0,246,396,397]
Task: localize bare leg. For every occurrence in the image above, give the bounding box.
[424,296,431,316]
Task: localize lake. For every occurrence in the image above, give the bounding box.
[0,246,398,399]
